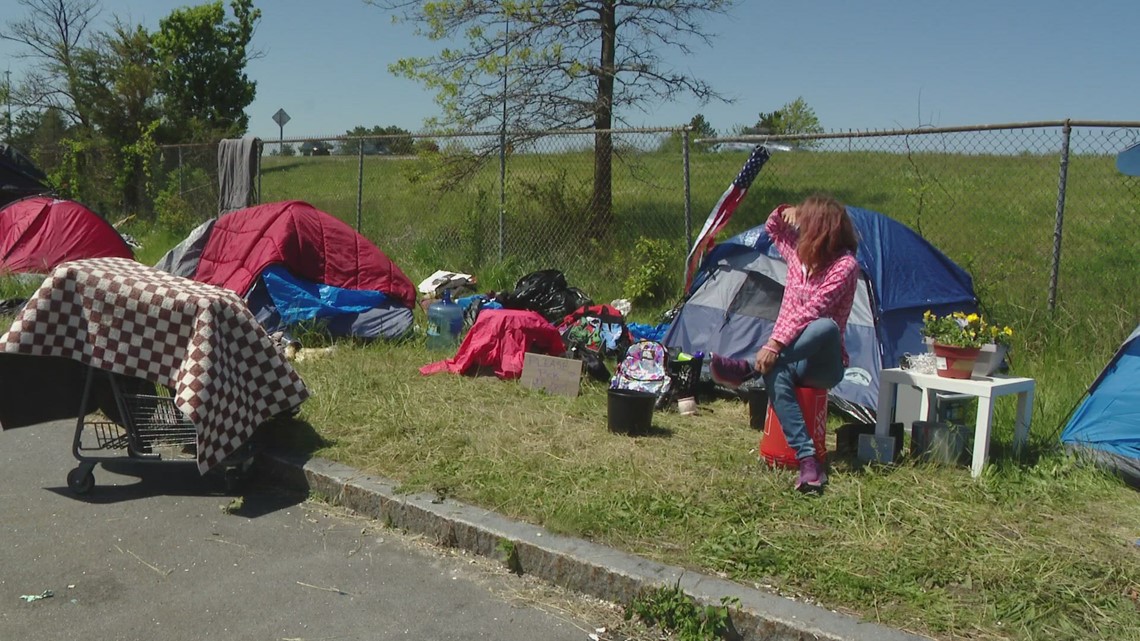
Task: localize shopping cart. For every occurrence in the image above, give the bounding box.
[67,366,254,495]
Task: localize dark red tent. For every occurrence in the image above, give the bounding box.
[0,197,133,274]
[191,200,417,308]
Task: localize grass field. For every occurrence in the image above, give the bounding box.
[249,148,1140,640]
[7,146,1140,640]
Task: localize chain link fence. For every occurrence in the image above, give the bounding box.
[151,121,1140,332]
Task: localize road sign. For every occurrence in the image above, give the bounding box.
[272,108,291,127]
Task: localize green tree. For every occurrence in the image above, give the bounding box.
[687,113,717,140]
[746,97,823,140]
[339,125,415,156]
[72,20,161,211]
[152,0,260,140]
[369,0,734,237]
[12,107,70,167]
[657,113,717,153]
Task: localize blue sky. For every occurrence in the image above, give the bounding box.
[3,0,1138,141]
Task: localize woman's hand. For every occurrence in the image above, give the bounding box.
[782,206,797,227]
[755,343,780,374]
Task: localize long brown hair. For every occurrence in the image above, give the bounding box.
[796,194,858,270]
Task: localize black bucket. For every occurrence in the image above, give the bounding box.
[607,388,656,435]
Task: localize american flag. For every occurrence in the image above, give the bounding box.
[683,145,771,291]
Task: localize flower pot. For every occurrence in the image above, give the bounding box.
[971,342,1009,377]
[931,343,981,379]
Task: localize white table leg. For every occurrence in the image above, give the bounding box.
[875,382,897,437]
[971,395,995,478]
[920,388,937,422]
[1013,388,1034,456]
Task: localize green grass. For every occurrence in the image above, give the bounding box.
[274,339,1140,641]
[7,145,1140,640]
[248,149,1140,640]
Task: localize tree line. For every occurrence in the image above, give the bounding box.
[3,0,823,237]
[1,0,261,217]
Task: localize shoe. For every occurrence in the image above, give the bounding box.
[709,353,755,389]
[795,456,826,494]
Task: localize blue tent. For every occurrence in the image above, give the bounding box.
[1061,325,1140,487]
[663,206,978,417]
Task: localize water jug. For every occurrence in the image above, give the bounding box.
[426,290,463,350]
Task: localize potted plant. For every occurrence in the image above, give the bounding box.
[921,311,1013,379]
[978,320,1015,376]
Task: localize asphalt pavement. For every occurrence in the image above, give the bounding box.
[0,420,606,641]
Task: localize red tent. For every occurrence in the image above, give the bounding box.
[0,197,133,274]
[192,200,417,308]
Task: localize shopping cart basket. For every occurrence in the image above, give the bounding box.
[67,367,254,495]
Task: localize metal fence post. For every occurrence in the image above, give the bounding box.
[679,127,688,271]
[1049,120,1071,312]
[357,142,364,233]
[499,126,507,263]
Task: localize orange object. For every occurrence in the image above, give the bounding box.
[760,386,829,468]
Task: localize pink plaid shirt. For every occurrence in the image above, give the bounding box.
[767,205,859,366]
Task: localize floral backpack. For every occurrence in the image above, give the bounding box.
[610,340,672,399]
[557,303,632,358]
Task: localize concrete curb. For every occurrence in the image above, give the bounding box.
[257,449,925,641]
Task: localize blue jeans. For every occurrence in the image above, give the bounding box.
[762,318,845,460]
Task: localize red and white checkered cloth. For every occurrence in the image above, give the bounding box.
[1,257,309,473]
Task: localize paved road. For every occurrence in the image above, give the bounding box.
[0,421,612,641]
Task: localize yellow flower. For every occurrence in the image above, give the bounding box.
[923,310,933,321]
[966,313,979,323]
[1004,327,1013,337]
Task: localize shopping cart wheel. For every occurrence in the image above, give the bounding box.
[67,466,95,495]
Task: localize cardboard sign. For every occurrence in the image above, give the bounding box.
[519,353,582,397]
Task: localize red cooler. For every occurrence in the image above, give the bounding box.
[760,386,829,468]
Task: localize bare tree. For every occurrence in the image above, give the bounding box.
[369,0,734,236]
[1,0,102,127]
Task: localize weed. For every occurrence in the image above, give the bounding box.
[494,538,523,575]
[626,581,738,641]
[622,237,677,307]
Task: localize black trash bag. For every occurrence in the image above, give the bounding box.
[498,269,591,323]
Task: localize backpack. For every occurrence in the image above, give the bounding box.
[557,303,632,359]
[610,340,672,400]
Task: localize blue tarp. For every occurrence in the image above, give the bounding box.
[262,265,387,326]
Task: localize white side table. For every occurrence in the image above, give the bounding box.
[874,368,1035,478]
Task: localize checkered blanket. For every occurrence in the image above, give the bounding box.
[1,257,309,473]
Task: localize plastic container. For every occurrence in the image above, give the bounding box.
[426,290,464,351]
[668,350,704,400]
[759,386,829,468]
[607,388,656,435]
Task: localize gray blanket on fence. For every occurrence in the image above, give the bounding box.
[217,137,260,215]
